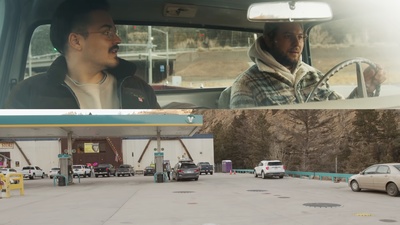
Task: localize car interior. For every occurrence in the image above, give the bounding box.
[0,0,399,109]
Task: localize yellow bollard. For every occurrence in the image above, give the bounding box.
[0,173,5,198]
[3,173,24,198]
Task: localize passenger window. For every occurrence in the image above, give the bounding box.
[364,166,378,174]
[377,166,390,174]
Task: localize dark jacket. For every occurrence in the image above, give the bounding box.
[5,56,160,109]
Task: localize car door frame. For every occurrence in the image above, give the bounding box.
[373,165,391,191]
[358,165,378,189]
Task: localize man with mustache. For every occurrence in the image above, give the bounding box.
[5,0,160,109]
[227,23,386,108]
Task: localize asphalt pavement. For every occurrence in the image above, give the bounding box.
[0,173,399,225]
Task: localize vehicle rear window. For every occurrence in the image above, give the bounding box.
[72,166,81,169]
[268,162,282,166]
[393,165,400,171]
[22,166,33,170]
[181,164,197,169]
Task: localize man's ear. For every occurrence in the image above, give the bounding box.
[68,33,83,51]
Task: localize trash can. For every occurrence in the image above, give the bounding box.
[58,176,66,186]
[156,173,164,183]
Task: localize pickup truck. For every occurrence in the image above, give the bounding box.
[93,164,116,177]
[197,162,214,175]
[21,166,45,179]
[115,164,135,177]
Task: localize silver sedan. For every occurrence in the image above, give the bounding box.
[349,163,400,196]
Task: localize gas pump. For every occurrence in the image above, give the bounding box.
[58,154,73,186]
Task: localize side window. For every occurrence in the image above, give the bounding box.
[364,166,378,174]
[377,166,390,174]
[27,25,57,79]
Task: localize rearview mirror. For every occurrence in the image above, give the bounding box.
[247,1,332,22]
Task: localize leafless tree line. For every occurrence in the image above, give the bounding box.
[194,109,400,173]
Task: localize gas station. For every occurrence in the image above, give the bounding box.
[0,113,203,186]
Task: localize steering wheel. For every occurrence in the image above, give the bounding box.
[305,58,380,103]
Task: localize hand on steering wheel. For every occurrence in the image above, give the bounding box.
[305,58,382,103]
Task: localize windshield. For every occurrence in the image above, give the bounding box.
[309,16,398,97]
[97,164,109,167]
[181,163,197,169]
[27,25,256,90]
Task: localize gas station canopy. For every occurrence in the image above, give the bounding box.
[0,114,203,138]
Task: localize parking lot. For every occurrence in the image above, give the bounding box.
[0,173,399,225]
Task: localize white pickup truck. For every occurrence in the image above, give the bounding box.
[21,166,45,179]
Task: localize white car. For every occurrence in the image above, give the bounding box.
[0,168,17,175]
[48,167,60,179]
[21,166,45,179]
[72,165,91,178]
[254,160,286,179]
[0,168,19,184]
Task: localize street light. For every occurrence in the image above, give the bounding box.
[152,28,169,77]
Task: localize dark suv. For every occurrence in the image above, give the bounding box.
[172,161,199,181]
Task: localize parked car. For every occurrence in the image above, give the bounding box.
[254,160,286,179]
[1,0,399,110]
[72,165,91,178]
[48,167,60,179]
[93,164,116,177]
[143,166,156,176]
[349,163,400,197]
[116,164,135,177]
[21,166,45,179]
[0,168,17,175]
[172,161,199,181]
[0,168,19,184]
[197,162,214,175]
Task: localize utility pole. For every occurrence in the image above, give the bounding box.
[147,26,153,84]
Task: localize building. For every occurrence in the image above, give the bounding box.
[0,134,213,173]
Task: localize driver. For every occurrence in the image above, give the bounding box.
[229,22,386,108]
